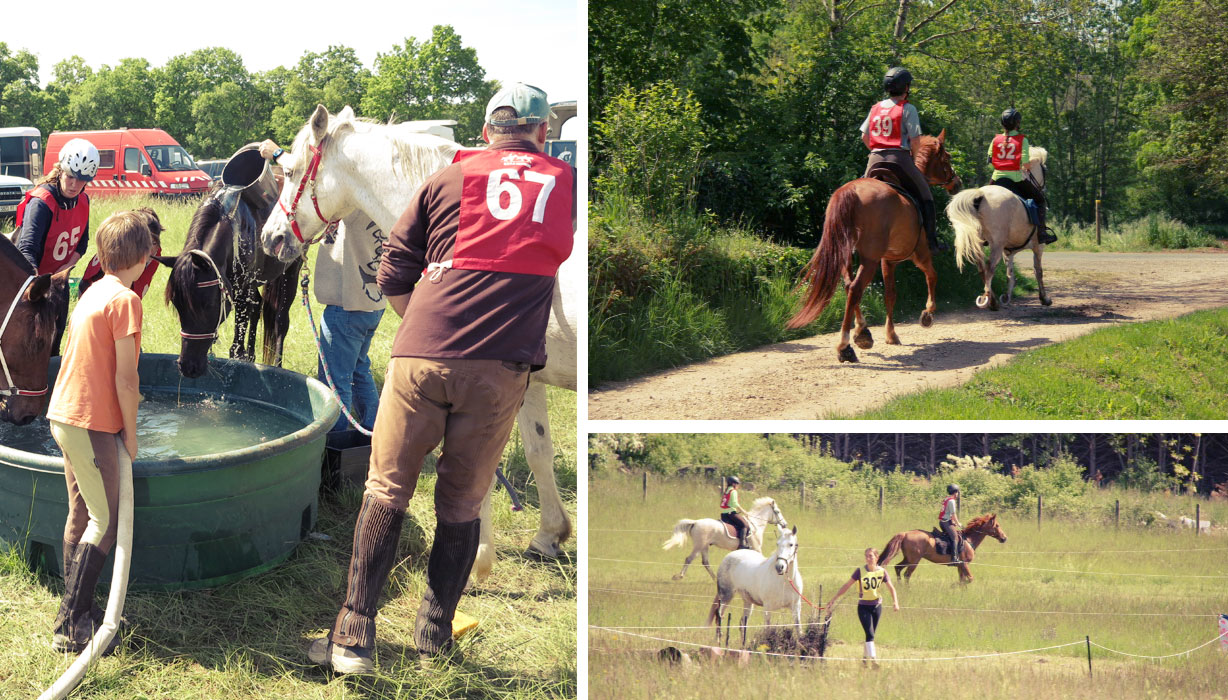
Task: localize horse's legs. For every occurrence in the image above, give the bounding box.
[701,550,715,580]
[261,259,301,366]
[473,481,496,582]
[838,262,876,362]
[976,254,997,310]
[881,260,901,345]
[903,561,918,582]
[740,602,752,648]
[958,562,974,583]
[519,382,570,560]
[1033,244,1052,306]
[914,253,938,328]
[675,545,700,580]
[1003,252,1017,306]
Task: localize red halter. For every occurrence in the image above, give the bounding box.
[279,140,341,245]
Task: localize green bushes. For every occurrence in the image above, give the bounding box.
[1050,213,1219,251]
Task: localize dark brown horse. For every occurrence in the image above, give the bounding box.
[787,132,962,362]
[0,234,62,424]
[878,513,1008,584]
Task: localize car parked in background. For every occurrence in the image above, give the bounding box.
[0,173,34,223]
[45,128,211,197]
[197,159,227,182]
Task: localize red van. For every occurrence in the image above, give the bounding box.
[44,129,211,197]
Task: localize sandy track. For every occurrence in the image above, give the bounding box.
[588,250,1228,420]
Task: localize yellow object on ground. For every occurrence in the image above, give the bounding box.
[452,610,479,639]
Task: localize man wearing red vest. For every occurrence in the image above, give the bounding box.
[859,67,946,252]
[308,83,574,675]
[988,108,1056,244]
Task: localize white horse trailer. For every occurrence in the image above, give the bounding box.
[0,127,41,181]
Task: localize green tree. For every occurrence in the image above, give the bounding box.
[269,46,369,146]
[0,43,57,137]
[64,58,156,130]
[360,25,496,142]
[154,48,253,147]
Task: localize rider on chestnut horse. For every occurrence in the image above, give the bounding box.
[860,67,946,253]
[988,108,1057,245]
[720,476,752,550]
[939,484,963,564]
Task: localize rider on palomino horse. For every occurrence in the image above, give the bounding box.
[860,67,946,253]
[988,108,1057,244]
[939,484,963,564]
[720,477,753,550]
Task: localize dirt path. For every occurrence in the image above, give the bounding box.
[588,250,1228,420]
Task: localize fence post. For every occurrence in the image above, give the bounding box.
[1086,635,1092,677]
[1115,499,1119,529]
[1095,200,1101,245]
[878,486,884,516]
[1038,494,1043,530]
[1196,503,1201,537]
[642,471,647,502]
[800,482,806,511]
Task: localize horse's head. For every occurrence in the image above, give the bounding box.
[773,525,798,576]
[1026,146,1048,190]
[919,130,962,194]
[262,104,358,264]
[966,513,1008,543]
[164,250,232,379]
[0,271,59,425]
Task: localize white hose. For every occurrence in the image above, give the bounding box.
[39,436,133,700]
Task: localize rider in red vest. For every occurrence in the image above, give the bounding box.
[14,138,98,354]
[78,208,165,299]
[989,108,1056,244]
[939,483,963,564]
[720,476,753,550]
[860,67,946,253]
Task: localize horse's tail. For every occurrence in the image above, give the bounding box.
[946,188,988,273]
[787,184,859,329]
[879,533,905,567]
[662,520,697,550]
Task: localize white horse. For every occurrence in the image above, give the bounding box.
[661,497,788,580]
[706,525,803,648]
[259,104,576,581]
[947,146,1052,310]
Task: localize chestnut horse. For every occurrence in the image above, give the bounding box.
[878,513,1008,583]
[787,132,961,362]
[0,234,62,425]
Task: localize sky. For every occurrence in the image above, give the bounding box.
[6,0,582,138]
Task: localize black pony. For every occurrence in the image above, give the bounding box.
[159,187,302,378]
[0,233,61,424]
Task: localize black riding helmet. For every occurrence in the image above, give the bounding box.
[948,484,960,495]
[884,67,913,96]
[728,476,741,486]
[1001,108,1022,131]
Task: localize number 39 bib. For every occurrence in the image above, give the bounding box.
[451,149,574,277]
[866,100,906,150]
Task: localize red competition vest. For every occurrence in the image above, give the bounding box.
[451,149,573,277]
[939,495,958,521]
[991,133,1026,171]
[866,100,907,150]
[14,186,90,274]
[81,245,162,298]
[720,490,733,509]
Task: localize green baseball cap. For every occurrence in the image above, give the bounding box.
[485,83,553,126]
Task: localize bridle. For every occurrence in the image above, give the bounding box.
[278,138,340,245]
[0,275,49,397]
[179,249,234,342]
[775,537,798,577]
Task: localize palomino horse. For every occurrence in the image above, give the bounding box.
[662,496,788,580]
[707,525,803,648]
[787,132,962,362]
[948,147,1052,309]
[258,105,578,580]
[878,513,1008,583]
[159,193,302,378]
[0,234,61,424]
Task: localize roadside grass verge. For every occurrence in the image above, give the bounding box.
[588,474,1227,700]
[589,199,1022,384]
[0,194,577,696]
[857,307,1228,419]
[1048,214,1220,251]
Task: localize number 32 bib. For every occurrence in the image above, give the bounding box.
[451,149,573,277]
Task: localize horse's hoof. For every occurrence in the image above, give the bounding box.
[920,311,933,328]
[524,541,561,561]
[854,329,873,349]
[1041,295,1053,306]
[1000,294,1011,306]
[672,574,683,581]
[885,332,901,345]
[975,295,990,309]
[837,346,858,363]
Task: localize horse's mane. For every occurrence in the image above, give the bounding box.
[165,197,232,314]
[914,133,943,164]
[750,496,776,511]
[292,106,461,189]
[0,233,35,277]
[962,514,996,534]
[1028,146,1048,165]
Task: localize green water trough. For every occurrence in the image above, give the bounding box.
[0,354,339,589]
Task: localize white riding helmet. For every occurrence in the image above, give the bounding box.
[59,138,100,181]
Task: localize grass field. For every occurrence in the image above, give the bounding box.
[589,474,1228,700]
[0,194,578,698]
[856,307,1228,419]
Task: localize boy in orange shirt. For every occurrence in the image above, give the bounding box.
[45,210,151,654]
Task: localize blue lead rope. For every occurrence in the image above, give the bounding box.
[298,272,522,510]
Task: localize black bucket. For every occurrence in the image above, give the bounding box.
[221,145,279,210]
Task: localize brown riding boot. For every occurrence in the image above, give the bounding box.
[414,518,480,662]
[309,495,405,674]
[51,543,117,654]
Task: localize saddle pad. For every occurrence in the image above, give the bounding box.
[723,523,739,539]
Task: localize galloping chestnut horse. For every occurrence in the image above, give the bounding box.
[878,513,1008,584]
[787,132,961,362]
